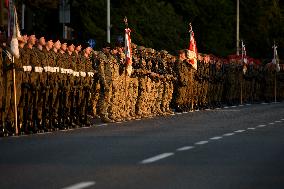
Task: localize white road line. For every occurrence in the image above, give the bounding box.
[61,181,96,189]
[176,113,182,115]
[239,105,244,107]
[246,104,251,106]
[234,130,246,133]
[261,102,268,105]
[216,108,221,110]
[195,141,209,145]
[224,106,229,109]
[140,153,174,164]
[269,123,275,125]
[223,133,235,137]
[195,110,200,112]
[183,112,189,114]
[247,127,256,130]
[231,106,237,108]
[96,124,108,127]
[257,125,266,128]
[80,127,90,129]
[176,146,195,151]
[37,132,53,135]
[11,135,28,138]
[205,109,211,111]
[210,136,223,140]
[275,121,281,123]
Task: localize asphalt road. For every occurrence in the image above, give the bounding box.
[0,102,284,189]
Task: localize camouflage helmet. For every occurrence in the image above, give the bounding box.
[137,46,145,51]
[160,50,168,55]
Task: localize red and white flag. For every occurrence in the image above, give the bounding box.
[10,5,21,58]
[125,27,132,76]
[187,29,198,70]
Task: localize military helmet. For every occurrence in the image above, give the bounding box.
[137,46,145,51]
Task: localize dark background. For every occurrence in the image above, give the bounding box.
[11,0,284,59]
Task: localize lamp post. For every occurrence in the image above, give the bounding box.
[236,0,240,55]
[107,0,110,43]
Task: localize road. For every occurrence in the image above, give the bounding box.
[0,102,284,189]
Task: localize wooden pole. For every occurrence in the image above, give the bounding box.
[240,75,243,104]
[274,72,277,103]
[12,56,18,135]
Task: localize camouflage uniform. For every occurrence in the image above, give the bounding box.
[97,51,114,123]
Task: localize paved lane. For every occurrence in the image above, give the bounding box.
[0,102,283,189]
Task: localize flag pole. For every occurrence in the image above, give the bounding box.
[188,23,194,110]
[124,16,128,120]
[273,42,277,103]
[12,56,18,135]
[240,40,244,105]
[274,71,277,103]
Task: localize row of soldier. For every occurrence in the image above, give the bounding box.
[1,33,284,136]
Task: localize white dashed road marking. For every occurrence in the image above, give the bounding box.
[176,113,182,115]
[96,124,107,127]
[234,130,245,133]
[195,141,209,145]
[275,121,281,123]
[210,136,223,140]
[224,106,229,109]
[247,127,256,130]
[61,181,96,189]
[223,133,235,137]
[140,153,174,164]
[176,146,195,151]
[239,105,244,107]
[231,106,237,108]
[269,123,275,125]
[257,125,266,128]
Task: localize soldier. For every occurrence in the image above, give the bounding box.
[97,43,114,123]
[172,49,189,112]
[42,37,55,130]
[135,47,151,118]
[80,43,94,125]
[90,50,101,119]
[108,44,125,122]
[56,39,69,128]
[0,41,5,134]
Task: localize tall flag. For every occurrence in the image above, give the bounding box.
[241,41,248,63]
[241,40,248,74]
[10,5,21,58]
[124,17,133,76]
[272,42,280,72]
[187,23,198,70]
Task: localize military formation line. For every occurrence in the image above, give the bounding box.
[0,33,284,136]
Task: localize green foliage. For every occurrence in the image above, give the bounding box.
[19,0,284,59]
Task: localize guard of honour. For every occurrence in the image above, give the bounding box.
[0,21,283,137]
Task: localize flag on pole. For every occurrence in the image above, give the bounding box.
[187,23,198,70]
[272,43,280,72]
[10,5,21,58]
[241,41,248,64]
[241,41,248,74]
[125,27,132,76]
